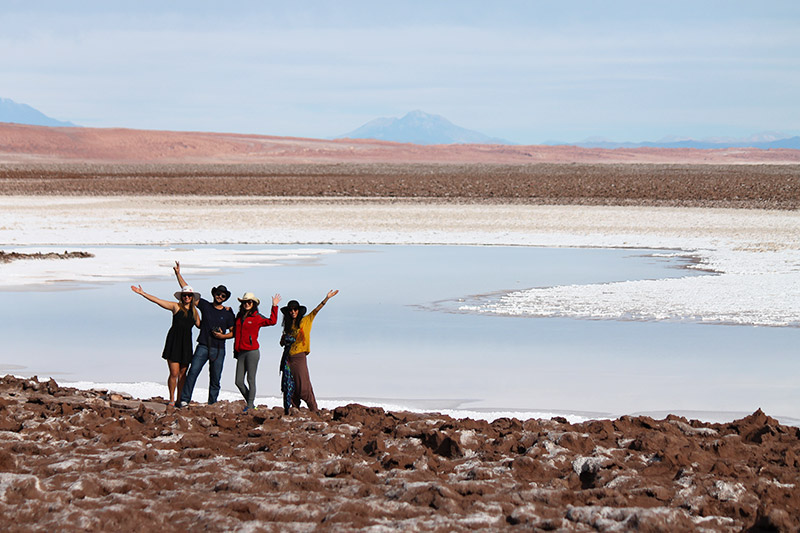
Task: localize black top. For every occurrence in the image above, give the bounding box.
[197,298,236,350]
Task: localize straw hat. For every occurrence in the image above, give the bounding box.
[174,285,200,304]
[237,292,260,305]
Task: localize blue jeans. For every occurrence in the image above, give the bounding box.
[180,344,225,404]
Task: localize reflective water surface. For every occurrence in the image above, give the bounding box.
[2,245,798,422]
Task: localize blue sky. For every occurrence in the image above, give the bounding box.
[2,1,799,143]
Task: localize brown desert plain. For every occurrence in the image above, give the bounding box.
[0,122,799,208]
[1,122,800,531]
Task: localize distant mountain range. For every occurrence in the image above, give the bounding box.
[337,110,511,145]
[340,110,800,149]
[0,98,77,127]
[546,135,800,150]
[3,98,798,149]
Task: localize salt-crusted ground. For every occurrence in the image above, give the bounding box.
[1,375,798,532]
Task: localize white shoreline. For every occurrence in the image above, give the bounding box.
[57,378,800,426]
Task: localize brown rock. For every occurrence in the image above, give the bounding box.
[752,508,795,531]
[419,429,462,458]
[0,447,18,471]
[0,417,23,432]
[557,432,596,454]
[1,376,799,532]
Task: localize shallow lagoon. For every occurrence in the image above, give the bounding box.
[3,244,798,423]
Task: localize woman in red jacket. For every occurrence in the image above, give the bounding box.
[215,291,280,412]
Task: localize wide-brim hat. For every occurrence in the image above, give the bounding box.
[211,285,231,302]
[174,285,200,304]
[238,292,260,306]
[281,299,307,316]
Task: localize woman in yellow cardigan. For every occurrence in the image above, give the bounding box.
[280,290,338,413]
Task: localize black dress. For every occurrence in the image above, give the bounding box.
[162,310,196,366]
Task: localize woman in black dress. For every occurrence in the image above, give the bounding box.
[131,284,201,406]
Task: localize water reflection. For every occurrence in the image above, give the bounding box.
[2,244,798,420]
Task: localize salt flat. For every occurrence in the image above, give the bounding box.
[2,195,798,247]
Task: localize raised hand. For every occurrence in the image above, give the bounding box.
[131,285,144,295]
[327,289,339,299]
[173,261,180,274]
[272,294,282,306]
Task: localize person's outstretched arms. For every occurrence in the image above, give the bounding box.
[173,261,188,288]
[311,289,339,315]
[131,285,178,312]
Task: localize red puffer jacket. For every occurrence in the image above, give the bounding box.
[233,306,278,354]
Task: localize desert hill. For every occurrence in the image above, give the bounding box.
[2,122,798,208]
[2,122,799,165]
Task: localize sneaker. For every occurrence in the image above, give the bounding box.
[178,401,189,408]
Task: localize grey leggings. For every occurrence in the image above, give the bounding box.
[235,349,260,408]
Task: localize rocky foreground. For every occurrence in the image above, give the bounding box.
[1,376,798,532]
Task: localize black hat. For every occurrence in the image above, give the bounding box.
[281,299,307,316]
[211,285,231,302]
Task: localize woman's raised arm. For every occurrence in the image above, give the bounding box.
[131,285,178,312]
[173,261,189,289]
[311,289,339,315]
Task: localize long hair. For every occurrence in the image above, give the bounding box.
[237,302,259,322]
[178,298,196,318]
[282,306,306,334]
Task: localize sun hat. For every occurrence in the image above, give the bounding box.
[281,299,307,316]
[211,285,231,302]
[174,285,200,304]
[238,292,260,306]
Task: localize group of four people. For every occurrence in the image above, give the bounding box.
[131,262,337,413]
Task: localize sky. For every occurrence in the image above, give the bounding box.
[2,1,799,144]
